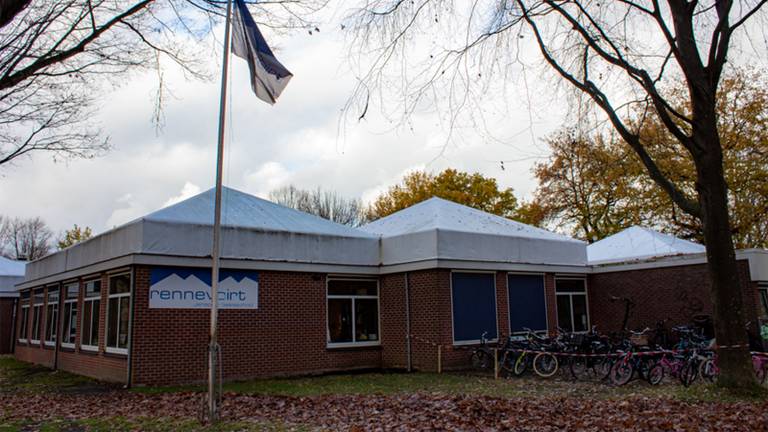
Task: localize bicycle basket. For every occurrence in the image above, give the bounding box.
[630,334,649,346]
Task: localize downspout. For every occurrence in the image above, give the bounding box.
[405,272,412,372]
[53,284,61,370]
[125,266,136,388]
[9,297,17,354]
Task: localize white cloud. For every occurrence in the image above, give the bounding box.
[163,182,202,208]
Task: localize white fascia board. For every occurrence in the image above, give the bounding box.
[378,258,589,275]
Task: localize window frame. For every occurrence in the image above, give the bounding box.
[44,286,60,347]
[758,282,768,320]
[506,272,549,336]
[554,276,590,334]
[105,272,131,355]
[30,288,44,345]
[450,270,499,346]
[80,278,101,352]
[61,282,79,349]
[17,290,30,343]
[326,277,381,349]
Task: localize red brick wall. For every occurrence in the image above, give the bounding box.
[380,273,407,368]
[587,260,760,335]
[130,267,382,386]
[0,297,16,354]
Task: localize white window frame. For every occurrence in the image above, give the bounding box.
[554,277,590,333]
[450,270,499,346]
[80,279,101,352]
[61,282,79,349]
[30,289,44,345]
[105,272,131,355]
[18,301,29,343]
[44,286,59,347]
[506,272,549,336]
[326,277,381,349]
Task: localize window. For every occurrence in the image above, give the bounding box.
[759,283,768,319]
[451,272,498,344]
[106,273,131,354]
[81,279,101,351]
[18,290,30,342]
[508,274,547,334]
[30,288,44,344]
[61,283,79,348]
[327,278,379,347]
[44,287,60,346]
[555,278,589,333]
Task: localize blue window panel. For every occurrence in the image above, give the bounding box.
[451,273,497,342]
[508,274,547,333]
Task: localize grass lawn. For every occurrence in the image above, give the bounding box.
[1,355,766,431]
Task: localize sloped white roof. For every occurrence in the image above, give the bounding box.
[361,197,580,243]
[360,197,586,267]
[587,226,705,264]
[144,187,373,238]
[0,256,25,277]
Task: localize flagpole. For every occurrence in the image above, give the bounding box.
[209,0,233,422]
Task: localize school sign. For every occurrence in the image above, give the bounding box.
[149,267,259,309]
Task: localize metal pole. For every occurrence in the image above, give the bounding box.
[209,0,233,422]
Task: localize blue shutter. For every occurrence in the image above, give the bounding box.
[508,274,547,333]
[451,273,498,342]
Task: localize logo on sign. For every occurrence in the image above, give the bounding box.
[149,267,259,309]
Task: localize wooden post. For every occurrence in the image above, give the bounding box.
[437,345,442,374]
[494,348,499,380]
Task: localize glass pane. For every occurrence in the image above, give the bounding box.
[47,287,59,303]
[66,284,79,299]
[64,302,77,344]
[355,299,379,342]
[572,295,589,332]
[328,279,377,296]
[556,295,573,333]
[33,289,44,304]
[555,279,586,293]
[327,298,353,343]
[107,297,119,348]
[31,306,41,340]
[82,302,92,345]
[91,300,100,346]
[21,290,30,300]
[19,308,28,338]
[45,304,57,342]
[118,296,130,349]
[759,289,768,319]
[109,274,131,294]
[85,280,101,298]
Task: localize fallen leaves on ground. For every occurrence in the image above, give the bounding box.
[2,390,767,431]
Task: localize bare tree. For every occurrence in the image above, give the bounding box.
[0,0,326,167]
[344,1,767,388]
[0,216,53,260]
[269,185,367,227]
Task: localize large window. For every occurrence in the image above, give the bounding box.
[106,273,131,354]
[327,278,379,347]
[81,279,101,351]
[508,274,547,334]
[30,288,44,344]
[451,272,498,344]
[61,283,79,348]
[17,290,30,342]
[44,287,60,346]
[555,278,589,333]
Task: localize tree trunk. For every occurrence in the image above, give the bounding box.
[695,128,755,389]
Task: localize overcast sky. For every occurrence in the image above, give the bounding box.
[0,8,564,236]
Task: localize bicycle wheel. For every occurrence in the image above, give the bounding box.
[500,351,518,377]
[610,360,634,386]
[595,357,614,380]
[569,356,587,379]
[513,353,529,376]
[533,353,559,378]
[680,362,698,387]
[755,364,766,385]
[470,350,491,370]
[699,359,718,383]
[647,363,664,385]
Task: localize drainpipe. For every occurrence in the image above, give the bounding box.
[405,272,412,372]
[53,284,61,370]
[125,266,136,388]
[9,297,17,354]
